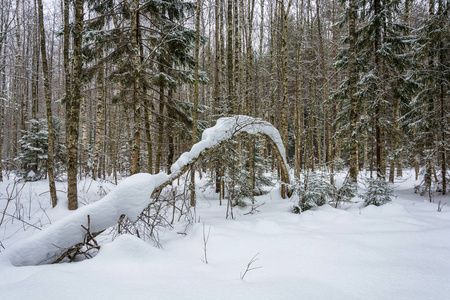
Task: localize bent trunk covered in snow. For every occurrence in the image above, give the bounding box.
[6,116,291,266]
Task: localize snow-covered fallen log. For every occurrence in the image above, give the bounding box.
[5,116,291,266]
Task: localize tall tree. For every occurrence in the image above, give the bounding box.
[130,0,142,175]
[37,0,57,207]
[226,0,234,114]
[191,0,201,207]
[66,0,84,210]
[0,0,12,182]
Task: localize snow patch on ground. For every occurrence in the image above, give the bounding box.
[1,170,449,299]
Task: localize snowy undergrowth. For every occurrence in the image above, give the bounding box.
[1,170,450,300]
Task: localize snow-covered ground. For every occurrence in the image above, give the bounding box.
[0,170,449,300]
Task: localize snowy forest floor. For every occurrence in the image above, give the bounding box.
[0,169,449,300]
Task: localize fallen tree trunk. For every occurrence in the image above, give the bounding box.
[6,116,291,266]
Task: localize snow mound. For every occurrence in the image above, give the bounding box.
[94,234,161,262]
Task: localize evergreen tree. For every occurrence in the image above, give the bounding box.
[360,177,394,206]
[334,0,413,181]
[410,0,449,196]
[15,118,66,181]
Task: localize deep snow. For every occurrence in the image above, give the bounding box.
[0,170,449,300]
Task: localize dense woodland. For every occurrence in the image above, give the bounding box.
[0,0,448,210]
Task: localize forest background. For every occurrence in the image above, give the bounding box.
[0,0,448,210]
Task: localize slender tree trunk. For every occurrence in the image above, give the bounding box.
[258,0,265,119]
[37,0,57,207]
[93,46,105,179]
[214,0,221,193]
[280,0,292,155]
[317,0,332,182]
[145,91,153,174]
[80,96,88,177]
[167,88,175,174]
[16,0,27,139]
[63,0,71,137]
[269,1,277,126]
[130,2,142,175]
[234,0,240,114]
[0,0,11,181]
[374,0,386,179]
[31,23,39,176]
[191,0,201,207]
[246,0,256,193]
[227,0,234,115]
[389,95,400,183]
[155,81,164,172]
[67,0,83,210]
[295,0,304,179]
[348,0,359,181]
[112,103,119,184]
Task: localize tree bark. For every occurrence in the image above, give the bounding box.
[227,0,234,115]
[145,92,153,174]
[294,0,304,178]
[348,0,359,181]
[67,0,83,210]
[130,2,142,175]
[280,0,292,155]
[191,0,201,207]
[0,0,11,182]
[37,0,58,207]
[214,0,221,193]
[155,80,164,172]
[93,46,105,180]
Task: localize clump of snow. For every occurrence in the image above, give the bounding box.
[26,170,36,180]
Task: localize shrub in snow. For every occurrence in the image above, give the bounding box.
[360,177,395,206]
[15,118,66,181]
[291,171,334,213]
[333,175,358,208]
[205,135,274,206]
[414,170,449,200]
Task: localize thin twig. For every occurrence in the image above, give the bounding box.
[202,222,210,264]
[240,253,262,280]
[243,202,265,215]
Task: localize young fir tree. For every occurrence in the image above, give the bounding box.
[15,118,66,181]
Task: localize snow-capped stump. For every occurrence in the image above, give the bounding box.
[5,115,291,266]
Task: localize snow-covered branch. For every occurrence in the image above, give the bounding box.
[5,116,290,266]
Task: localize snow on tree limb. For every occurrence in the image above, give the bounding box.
[5,116,290,266]
[170,115,289,176]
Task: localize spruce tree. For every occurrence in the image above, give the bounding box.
[410,0,449,196]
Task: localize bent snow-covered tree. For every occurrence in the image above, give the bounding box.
[6,116,291,266]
